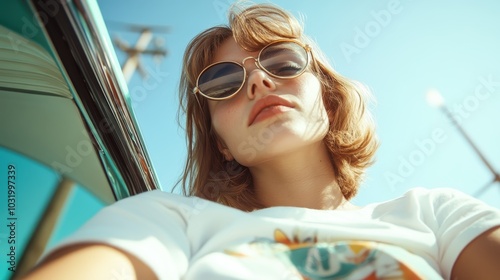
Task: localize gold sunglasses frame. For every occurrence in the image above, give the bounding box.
[192,40,311,103]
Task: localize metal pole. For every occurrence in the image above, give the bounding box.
[441,105,500,178]
[440,105,500,196]
[13,177,74,279]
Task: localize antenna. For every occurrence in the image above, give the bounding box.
[426,89,500,197]
[107,21,169,83]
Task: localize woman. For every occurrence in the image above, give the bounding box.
[25,3,500,280]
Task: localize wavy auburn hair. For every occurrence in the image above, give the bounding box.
[178,3,378,211]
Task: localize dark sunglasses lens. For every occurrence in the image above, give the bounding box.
[259,42,308,77]
[198,62,244,99]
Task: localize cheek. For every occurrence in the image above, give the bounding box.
[299,75,330,136]
[299,75,328,117]
[210,106,229,135]
[209,100,243,146]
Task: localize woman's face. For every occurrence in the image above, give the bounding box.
[207,38,330,167]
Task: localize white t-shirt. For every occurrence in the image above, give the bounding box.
[48,187,500,279]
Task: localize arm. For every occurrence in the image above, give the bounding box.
[21,191,193,279]
[451,226,500,280]
[22,243,157,280]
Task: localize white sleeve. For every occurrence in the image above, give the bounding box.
[42,190,192,279]
[421,188,500,279]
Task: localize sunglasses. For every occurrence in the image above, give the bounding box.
[193,40,311,101]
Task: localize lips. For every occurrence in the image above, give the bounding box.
[248,95,295,126]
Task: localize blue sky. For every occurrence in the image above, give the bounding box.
[2,0,500,276]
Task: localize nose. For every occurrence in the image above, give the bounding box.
[245,65,276,99]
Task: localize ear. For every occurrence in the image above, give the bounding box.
[216,139,234,161]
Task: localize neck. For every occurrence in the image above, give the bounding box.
[249,143,351,210]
